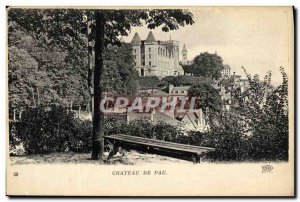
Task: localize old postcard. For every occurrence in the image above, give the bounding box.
[6,6,294,196]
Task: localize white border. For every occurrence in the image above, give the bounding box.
[0,0,298,201]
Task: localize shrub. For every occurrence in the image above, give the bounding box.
[184,131,208,146]
[104,116,127,136]
[13,106,92,154]
[138,76,160,89]
[68,120,92,153]
[153,122,185,142]
[126,119,154,139]
[9,121,24,155]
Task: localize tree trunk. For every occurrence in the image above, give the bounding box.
[86,11,94,122]
[87,13,94,96]
[91,11,105,161]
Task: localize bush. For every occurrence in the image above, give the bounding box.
[126,119,154,139]
[138,76,160,89]
[153,122,185,142]
[104,116,127,135]
[12,106,92,154]
[9,121,24,155]
[68,120,92,153]
[104,118,208,147]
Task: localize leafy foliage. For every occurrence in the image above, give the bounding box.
[219,77,234,90]
[8,23,140,110]
[104,118,192,145]
[8,8,195,159]
[185,52,224,79]
[138,76,161,90]
[9,121,23,155]
[13,106,92,154]
[207,67,289,161]
[8,24,90,109]
[188,82,222,112]
[8,9,194,51]
[103,43,139,95]
[12,65,289,163]
[160,75,213,87]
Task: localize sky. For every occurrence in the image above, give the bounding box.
[123,7,293,85]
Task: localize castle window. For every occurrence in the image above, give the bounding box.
[134,55,136,59]
[133,49,136,53]
[149,54,151,59]
[149,48,151,51]
[182,91,185,93]
[134,62,136,66]
[149,62,151,66]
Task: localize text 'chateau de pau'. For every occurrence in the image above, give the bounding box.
[131,31,188,78]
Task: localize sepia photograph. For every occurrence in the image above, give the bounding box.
[6,6,295,196]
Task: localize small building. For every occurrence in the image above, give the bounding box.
[138,89,169,97]
[179,109,208,132]
[168,85,190,96]
[221,65,231,78]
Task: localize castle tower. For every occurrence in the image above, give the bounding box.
[131,32,142,67]
[144,31,158,71]
[182,44,188,65]
[130,31,184,77]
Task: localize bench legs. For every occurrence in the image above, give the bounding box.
[107,140,123,159]
[191,154,200,164]
[192,152,206,164]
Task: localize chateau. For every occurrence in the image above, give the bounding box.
[131,31,186,78]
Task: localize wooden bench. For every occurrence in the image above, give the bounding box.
[104,134,215,163]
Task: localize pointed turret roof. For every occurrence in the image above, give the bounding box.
[145,31,157,43]
[131,32,142,45]
[182,44,188,52]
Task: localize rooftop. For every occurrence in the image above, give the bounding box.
[145,31,157,43]
[223,65,231,70]
[131,32,142,45]
[171,86,191,91]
